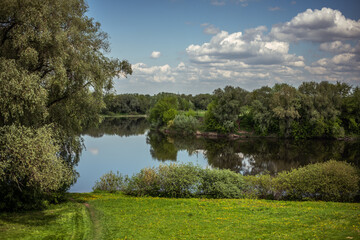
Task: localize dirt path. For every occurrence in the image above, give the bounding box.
[83,202,102,240]
[69,198,102,239]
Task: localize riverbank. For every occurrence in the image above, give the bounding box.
[101,113,147,118]
[163,128,360,141]
[1,193,359,239]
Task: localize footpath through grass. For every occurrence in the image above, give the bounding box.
[1,193,360,239]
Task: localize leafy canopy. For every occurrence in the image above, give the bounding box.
[0,0,131,210]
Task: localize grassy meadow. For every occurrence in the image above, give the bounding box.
[1,193,359,240]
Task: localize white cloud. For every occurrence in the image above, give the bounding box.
[122,8,360,93]
[202,23,221,35]
[271,8,360,42]
[304,66,327,75]
[305,52,360,83]
[186,29,304,67]
[211,0,225,6]
[269,6,281,12]
[131,62,192,83]
[210,0,247,6]
[150,51,161,59]
[319,41,353,53]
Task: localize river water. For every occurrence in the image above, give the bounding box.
[69,117,360,192]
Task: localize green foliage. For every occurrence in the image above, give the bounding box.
[204,86,248,133]
[341,87,360,134]
[0,58,48,127]
[247,87,278,136]
[192,93,212,110]
[95,164,248,199]
[124,164,202,198]
[124,167,161,196]
[271,84,301,137]
[171,114,200,135]
[92,171,124,193]
[244,160,360,202]
[103,93,151,115]
[0,125,73,210]
[149,96,178,127]
[157,164,202,198]
[0,0,132,210]
[200,168,245,198]
[244,174,275,199]
[204,101,229,133]
[275,160,359,202]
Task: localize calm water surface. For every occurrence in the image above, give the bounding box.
[69,117,360,192]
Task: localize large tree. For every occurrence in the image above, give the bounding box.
[0,0,131,210]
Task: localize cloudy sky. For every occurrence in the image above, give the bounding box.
[87,0,360,94]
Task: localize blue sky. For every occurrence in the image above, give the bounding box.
[86,0,360,94]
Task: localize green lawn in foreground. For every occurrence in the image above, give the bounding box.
[0,201,93,240]
[1,193,360,240]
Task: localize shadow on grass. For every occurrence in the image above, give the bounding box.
[0,210,60,228]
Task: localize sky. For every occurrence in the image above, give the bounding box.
[86,0,360,95]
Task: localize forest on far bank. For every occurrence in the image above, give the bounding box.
[103,81,360,139]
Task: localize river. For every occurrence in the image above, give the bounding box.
[69,117,360,192]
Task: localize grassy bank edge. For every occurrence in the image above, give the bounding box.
[1,192,360,240]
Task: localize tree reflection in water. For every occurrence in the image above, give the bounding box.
[146,131,360,175]
[83,119,360,176]
[83,117,150,138]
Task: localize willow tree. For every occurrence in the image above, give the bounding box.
[0,0,131,210]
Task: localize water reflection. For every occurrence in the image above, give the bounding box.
[84,117,149,137]
[71,118,360,192]
[147,131,360,175]
[83,117,360,176]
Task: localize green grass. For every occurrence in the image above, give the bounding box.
[194,110,206,118]
[1,193,360,239]
[101,113,147,118]
[0,201,93,240]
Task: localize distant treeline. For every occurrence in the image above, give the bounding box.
[103,81,360,139]
[102,92,212,115]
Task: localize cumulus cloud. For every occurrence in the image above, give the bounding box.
[124,8,360,93]
[271,8,360,42]
[186,28,305,67]
[131,62,193,83]
[150,51,161,59]
[201,23,221,35]
[319,41,353,53]
[304,52,360,84]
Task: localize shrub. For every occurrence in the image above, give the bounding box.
[123,167,160,196]
[171,114,200,135]
[243,174,276,199]
[0,125,73,211]
[122,164,202,197]
[93,171,124,193]
[275,160,359,202]
[200,168,245,198]
[157,164,201,198]
[95,164,249,199]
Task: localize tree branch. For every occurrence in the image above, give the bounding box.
[46,82,93,108]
